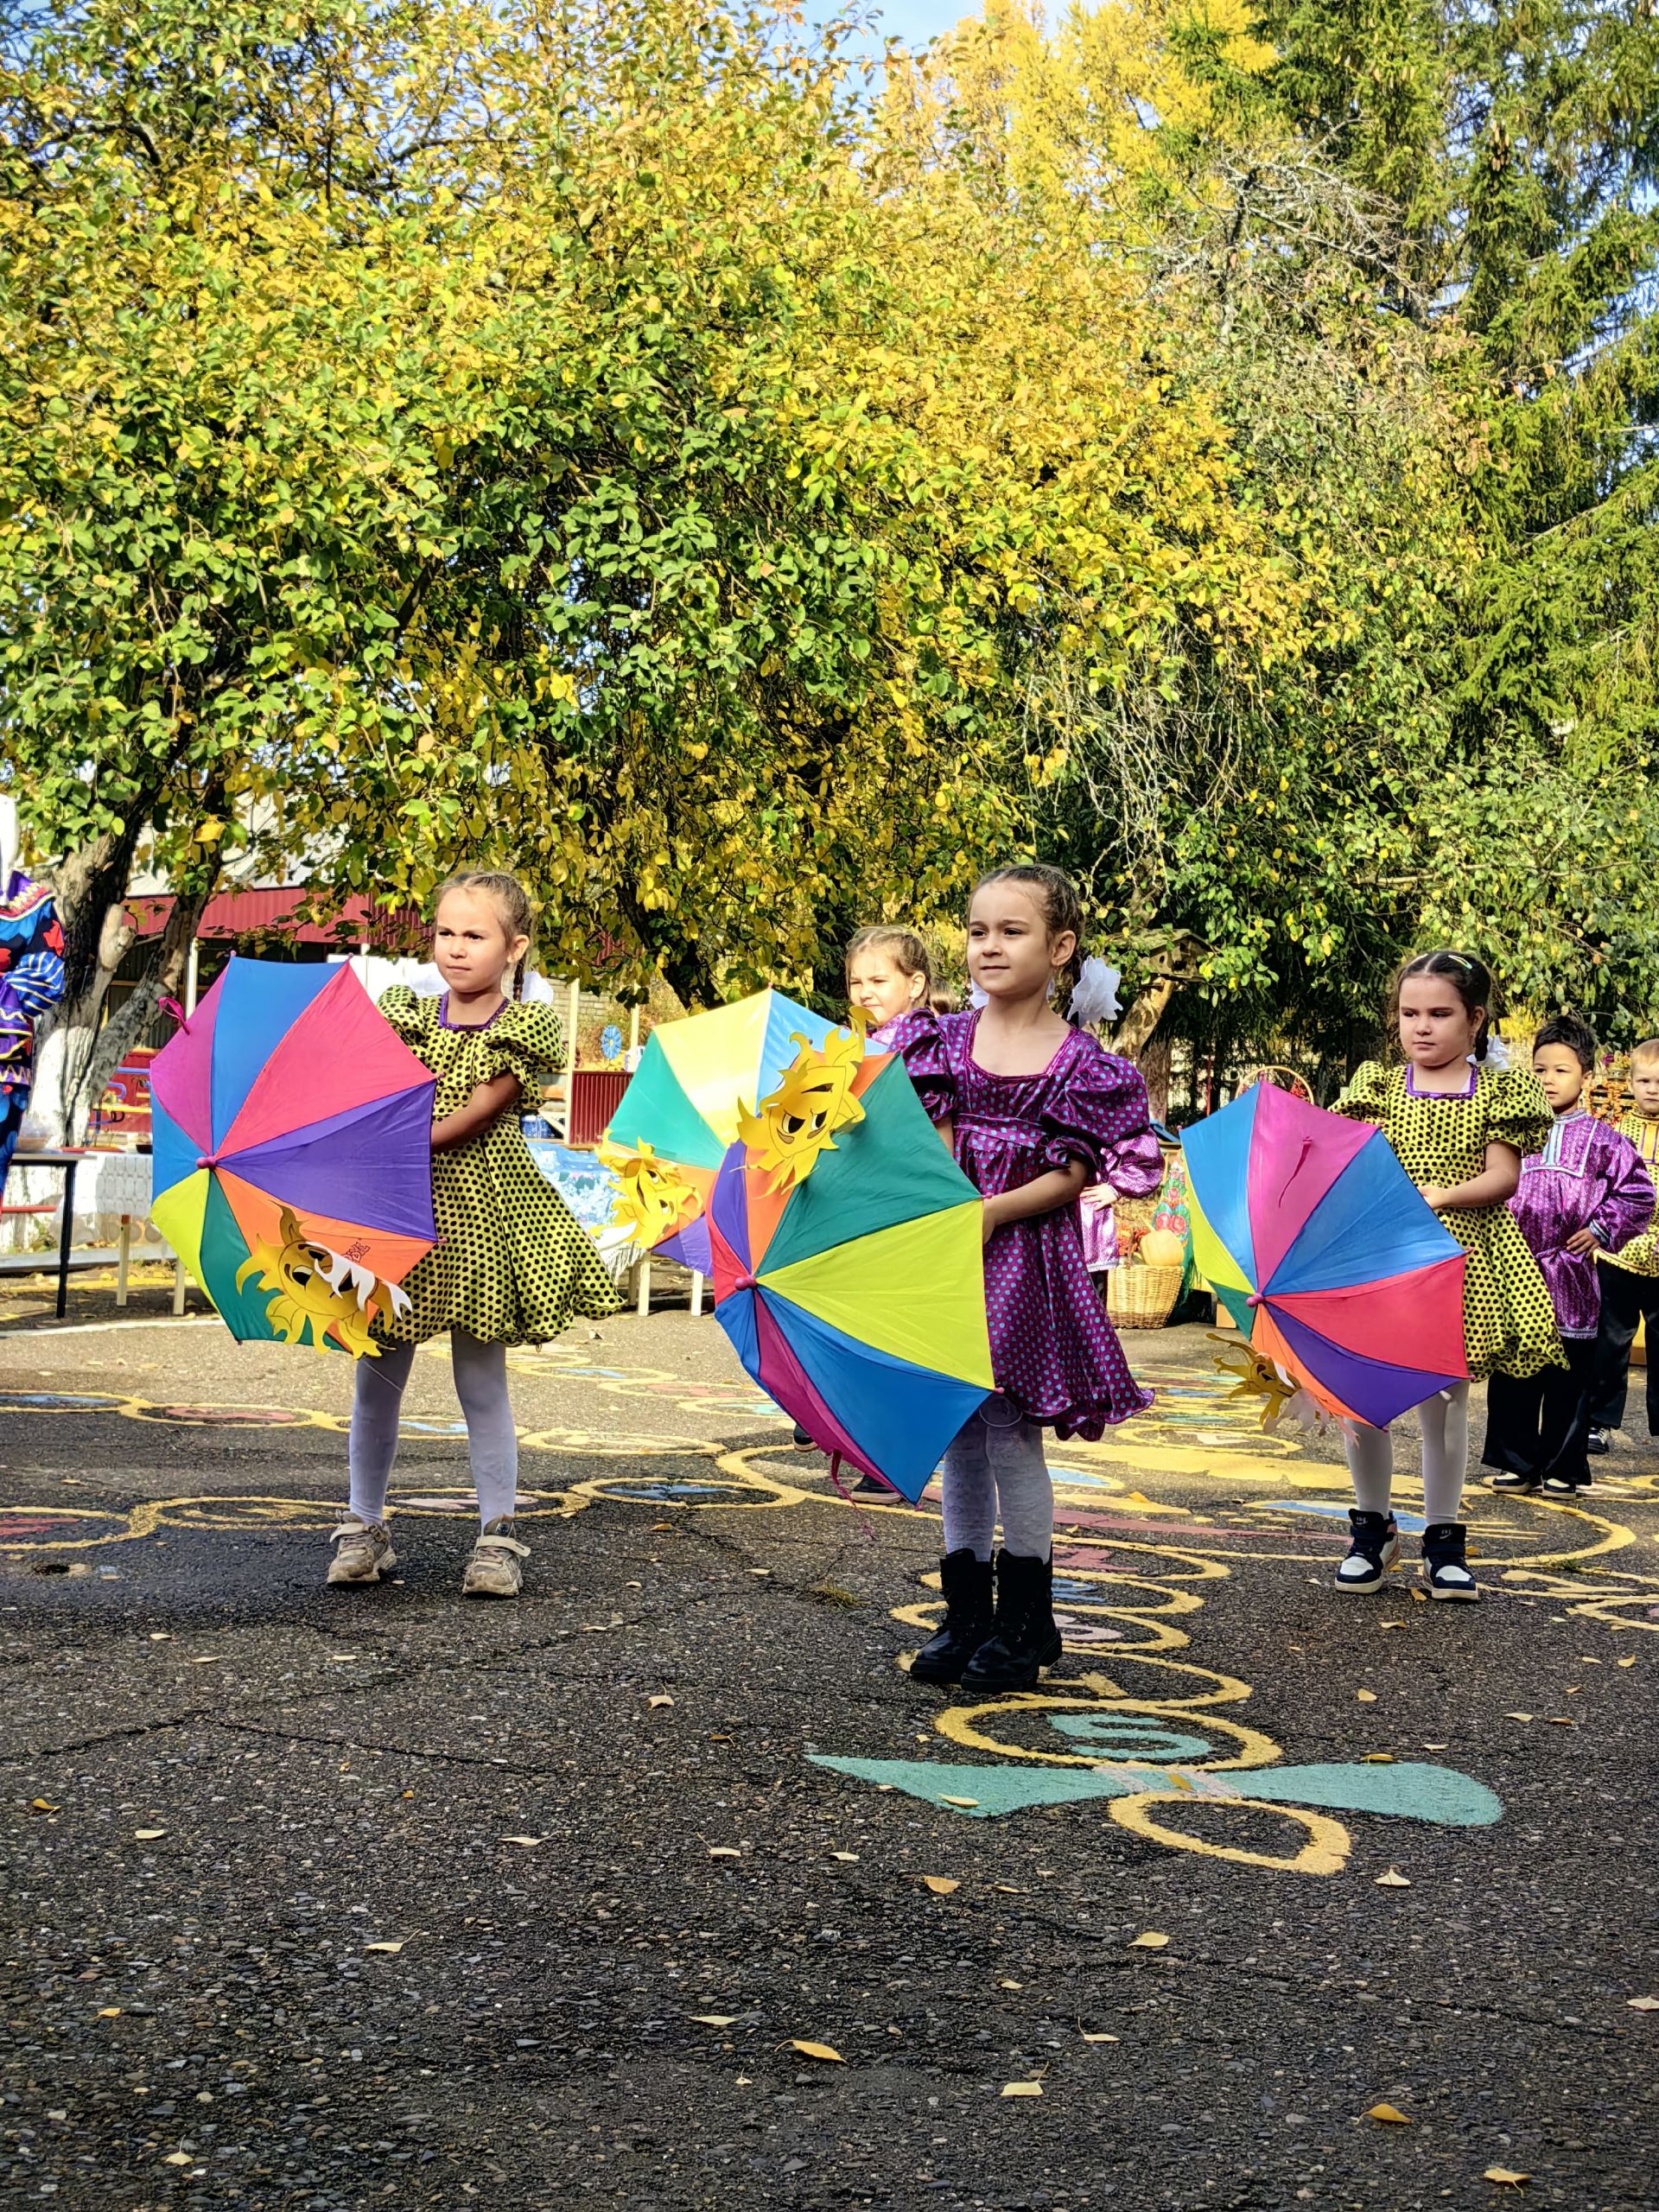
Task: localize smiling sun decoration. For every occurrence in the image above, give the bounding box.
[234,1206,410,1357]
[737,1025,867,1194]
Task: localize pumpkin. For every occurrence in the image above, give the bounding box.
[1138,1229,1185,1269]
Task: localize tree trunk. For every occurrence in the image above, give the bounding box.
[1109,975,1179,1065]
[29,829,144,1146]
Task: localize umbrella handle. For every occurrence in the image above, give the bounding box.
[157,995,191,1033]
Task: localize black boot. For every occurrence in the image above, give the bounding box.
[908,1550,995,1685]
[961,1553,1063,1692]
[1421,1521,1479,1602]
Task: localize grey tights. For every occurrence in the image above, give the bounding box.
[940,1401,1054,1560]
[1342,1381,1470,1525]
[348,1332,518,1529]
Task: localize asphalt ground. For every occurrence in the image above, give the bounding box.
[1,1266,1656,2210]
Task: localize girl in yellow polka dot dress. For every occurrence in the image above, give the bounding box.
[327,872,619,1600]
[1332,950,1560,1600]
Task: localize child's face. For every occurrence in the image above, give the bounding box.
[847,950,925,1028]
[967,884,1074,1003]
[1532,1043,1586,1116]
[433,887,526,997]
[1631,1056,1659,1116]
[1397,975,1482,1069]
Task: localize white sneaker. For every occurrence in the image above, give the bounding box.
[327,1519,397,1586]
[461,1518,529,1599]
[1333,1510,1400,1593]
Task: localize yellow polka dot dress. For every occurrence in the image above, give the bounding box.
[1334,1061,1563,1380]
[373,989,620,1346]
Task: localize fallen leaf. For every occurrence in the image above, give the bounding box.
[998,1978,1022,1989]
[938,1795,979,1808]
[132,1829,167,1841]
[690,2014,738,2027]
[1503,1713,1534,1723]
[1081,2032,1119,2044]
[162,2151,193,2164]
[148,1632,171,1643]
[831,1851,858,1862]
[1578,1656,1601,1664]
[1001,2080,1042,2098]
[1356,1689,1377,1703]
[923,1875,960,1896]
[1564,1687,1582,1695]
[1483,2170,1530,2188]
[97,2006,121,2018]
[647,1694,675,1709]
[1129,1932,1169,1949]
[363,1941,407,1955]
[1421,1742,1449,1750]
[709,1846,741,1859]
[499,1835,543,1847]
[1547,1717,1574,1726]
[1365,2102,1412,2124]
[29,1799,58,1814]
[747,1567,770,1576]
[1626,1995,1659,2011]
[1618,1656,1637,1668]
[790,2040,843,2063]
[1375,1869,1411,1888]
[1409,1588,1428,1604]
[1362,1753,1395,1764]
[650,1522,674,1532]
[1378,1622,1407,1631]
[189,1656,224,1665]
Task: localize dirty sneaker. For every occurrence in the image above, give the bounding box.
[327,1519,397,1586]
[461,1517,529,1599]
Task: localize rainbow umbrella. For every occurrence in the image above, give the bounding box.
[602,989,840,1269]
[709,1046,993,1500]
[149,957,437,1354]
[1181,1082,1467,1427]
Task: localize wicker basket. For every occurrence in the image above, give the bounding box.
[1107,1262,1184,1330]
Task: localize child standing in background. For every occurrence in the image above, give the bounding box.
[845,925,935,1047]
[893,864,1161,1689]
[1334,951,1558,1599]
[1586,1036,1659,1456]
[1482,1016,1653,1494]
[330,871,619,1599]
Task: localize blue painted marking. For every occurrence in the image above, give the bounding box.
[1265,1499,1428,1535]
[808,1754,1502,1827]
[1049,1714,1217,1761]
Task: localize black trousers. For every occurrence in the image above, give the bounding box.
[1587,1267,1659,1439]
[1483,1338,1598,1484]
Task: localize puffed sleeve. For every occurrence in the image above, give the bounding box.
[376,984,425,1042]
[1041,1038,1163,1194]
[888,1008,956,1127]
[479,997,565,1086]
[1485,1065,1553,1156]
[1332,1060,1390,1123]
[1590,1126,1657,1261]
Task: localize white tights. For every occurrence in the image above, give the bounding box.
[1342,1382,1470,1525]
[940,1401,1054,1560]
[348,1332,518,1529]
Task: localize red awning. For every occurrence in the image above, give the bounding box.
[128,887,425,950]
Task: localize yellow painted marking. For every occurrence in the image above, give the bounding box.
[1109,1792,1350,1876]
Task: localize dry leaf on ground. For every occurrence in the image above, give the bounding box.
[499,1835,543,1847]
[938,1795,979,1808]
[1356,1689,1377,1703]
[1618,1656,1637,1668]
[648,1694,674,1708]
[1365,2103,1412,2124]
[1081,2032,1119,2044]
[831,1851,858,1862]
[1001,2081,1043,2098]
[363,1941,408,1955]
[1129,1932,1169,1949]
[923,1875,960,1896]
[97,2007,121,2018]
[29,1800,57,1814]
[790,2040,843,2063]
[690,2014,737,2027]
[998,1979,1021,1989]
[162,2152,193,2165]
[1626,1995,1659,2011]
[1362,1754,1395,1764]
[1375,1870,1411,1888]
[1503,1713,1534,1723]
[709,1846,741,1859]
[1483,2170,1530,2187]
[132,1829,167,1841]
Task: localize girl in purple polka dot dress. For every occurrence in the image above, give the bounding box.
[889,865,1163,1691]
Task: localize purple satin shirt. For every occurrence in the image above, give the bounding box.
[1508,1111,1656,1338]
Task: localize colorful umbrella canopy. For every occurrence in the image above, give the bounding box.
[1182,1081,1467,1427]
[709,1046,994,1500]
[601,989,840,1267]
[149,958,437,1354]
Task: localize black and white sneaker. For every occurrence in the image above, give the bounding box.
[1486,1469,1540,1492]
[1586,1428,1611,1457]
[1421,1521,1478,1601]
[1334,1510,1401,1594]
[1541,1473,1588,1496]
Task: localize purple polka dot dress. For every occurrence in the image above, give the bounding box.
[892,1009,1164,1439]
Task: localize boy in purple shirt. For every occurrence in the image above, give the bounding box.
[1483,1015,1655,1494]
